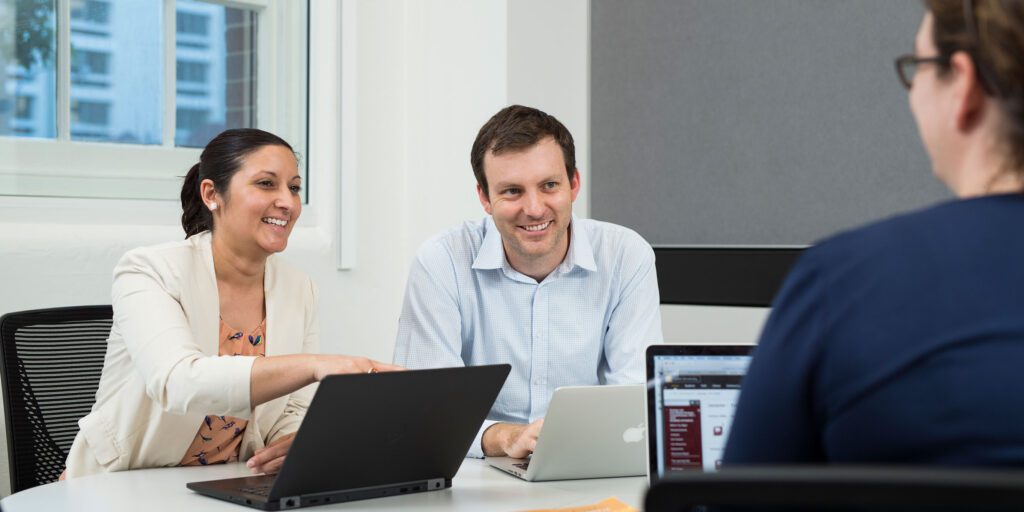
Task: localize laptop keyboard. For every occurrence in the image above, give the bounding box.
[513,461,530,470]
[241,485,271,497]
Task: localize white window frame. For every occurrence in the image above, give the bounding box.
[0,0,309,225]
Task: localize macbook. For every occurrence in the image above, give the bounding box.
[188,364,510,510]
[645,344,753,484]
[487,384,646,481]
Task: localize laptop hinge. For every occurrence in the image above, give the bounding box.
[278,478,447,509]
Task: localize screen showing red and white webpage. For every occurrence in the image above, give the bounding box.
[652,355,751,476]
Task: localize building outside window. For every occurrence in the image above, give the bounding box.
[175,106,206,130]
[176,11,207,36]
[71,49,109,76]
[71,99,109,125]
[0,0,308,201]
[71,0,109,24]
[176,60,207,84]
[14,96,33,119]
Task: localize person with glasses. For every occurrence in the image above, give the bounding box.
[724,0,1024,465]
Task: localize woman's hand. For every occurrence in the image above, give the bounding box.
[311,356,404,381]
[251,355,405,408]
[247,433,296,474]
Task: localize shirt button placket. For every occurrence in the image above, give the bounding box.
[529,284,548,420]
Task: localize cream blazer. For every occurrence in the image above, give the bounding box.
[65,231,319,477]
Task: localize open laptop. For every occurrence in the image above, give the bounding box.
[487,384,646,481]
[646,345,753,484]
[188,364,510,510]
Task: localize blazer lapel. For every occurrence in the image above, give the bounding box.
[264,256,282,358]
[191,232,220,357]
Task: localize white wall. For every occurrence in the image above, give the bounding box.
[508,0,590,217]
[660,305,768,345]
[0,0,589,497]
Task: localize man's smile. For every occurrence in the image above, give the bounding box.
[520,221,552,233]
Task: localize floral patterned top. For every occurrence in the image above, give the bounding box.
[179,318,266,466]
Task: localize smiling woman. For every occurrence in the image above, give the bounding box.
[62,128,403,478]
[192,134,302,257]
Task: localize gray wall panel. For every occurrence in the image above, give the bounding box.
[591,0,951,245]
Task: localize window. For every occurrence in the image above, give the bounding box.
[176,11,208,36]
[71,0,110,24]
[71,49,110,76]
[174,0,256,148]
[175,107,206,129]
[0,0,308,201]
[70,0,163,145]
[15,96,34,119]
[176,60,207,83]
[71,99,109,126]
[1,0,57,138]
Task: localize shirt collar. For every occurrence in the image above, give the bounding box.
[565,215,597,272]
[472,217,506,270]
[471,215,597,274]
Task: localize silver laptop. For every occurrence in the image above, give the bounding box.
[645,344,753,485]
[487,384,646,481]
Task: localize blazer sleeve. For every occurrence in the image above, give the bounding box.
[112,247,256,418]
[265,279,320,443]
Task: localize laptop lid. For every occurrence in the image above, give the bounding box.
[189,364,510,507]
[645,345,752,484]
[521,384,646,481]
[485,385,643,479]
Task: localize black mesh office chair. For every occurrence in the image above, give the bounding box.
[0,306,112,493]
[645,466,1024,512]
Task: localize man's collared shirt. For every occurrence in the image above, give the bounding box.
[393,216,663,458]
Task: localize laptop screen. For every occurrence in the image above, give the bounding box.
[645,345,752,482]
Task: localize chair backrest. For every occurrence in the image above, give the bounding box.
[0,306,112,493]
[645,466,1024,511]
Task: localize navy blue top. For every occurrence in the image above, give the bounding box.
[724,194,1024,466]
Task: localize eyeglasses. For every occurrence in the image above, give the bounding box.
[894,54,949,89]
[894,1,1002,95]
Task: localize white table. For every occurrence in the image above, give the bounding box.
[0,459,648,511]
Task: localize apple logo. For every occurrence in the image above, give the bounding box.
[622,422,646,443]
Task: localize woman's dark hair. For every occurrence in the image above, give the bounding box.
[180,128,295,237]
[926,0,1024,173]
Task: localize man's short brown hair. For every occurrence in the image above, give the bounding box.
[470,105,576,196]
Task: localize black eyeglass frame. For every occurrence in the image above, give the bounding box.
[893,0,1004,95]
[894,54,950,90]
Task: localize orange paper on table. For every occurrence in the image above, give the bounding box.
[522,496,638,512]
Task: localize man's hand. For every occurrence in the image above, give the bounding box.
[246,432,296,474]
[481,419,544,458]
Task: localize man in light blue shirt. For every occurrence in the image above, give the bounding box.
[393,105,663,458]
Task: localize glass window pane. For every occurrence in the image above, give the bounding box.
[70,0,162,144]
[0,0,57,139]
[175,0,255,148]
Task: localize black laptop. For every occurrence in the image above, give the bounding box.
[187,364,510,510]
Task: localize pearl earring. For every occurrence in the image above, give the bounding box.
[209,202,217,211]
